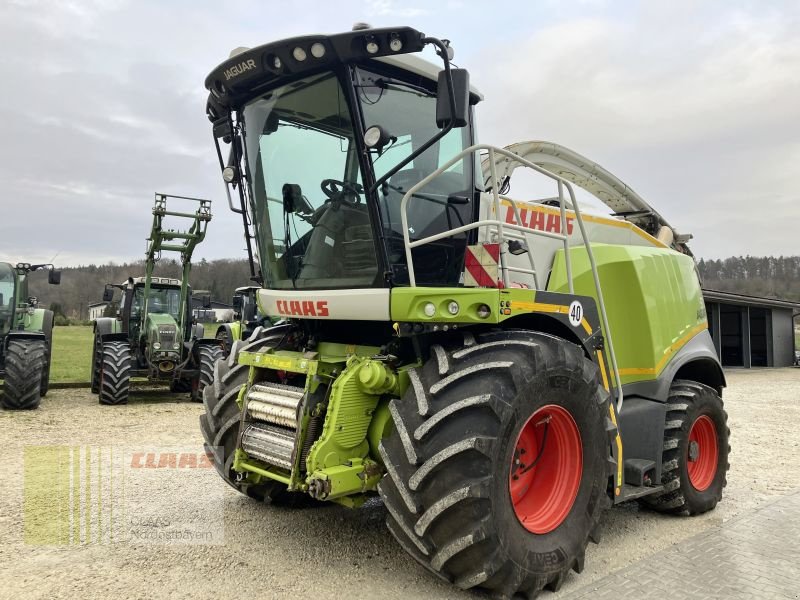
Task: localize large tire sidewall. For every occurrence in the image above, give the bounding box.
[491,366,608,573]
[676,391,728,513]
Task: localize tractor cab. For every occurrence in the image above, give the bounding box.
[104,277,189,369]
[232,286,260,324]
[0,263,16,337]
[208,27,480,297]
[0,262,61,338]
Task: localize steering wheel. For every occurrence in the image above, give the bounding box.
[320,179,363,204]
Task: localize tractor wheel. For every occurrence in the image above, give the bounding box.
[639,380,729,515]
[378,330,612,598]
[1,338,46,410]
[90,336,104,394]
[99,341,132,406]
[200,324,306,504]
[40,310,54,397]
[215,325,233,359]
[191,345,224,402]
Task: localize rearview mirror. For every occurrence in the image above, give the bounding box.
[48,269,61,285]
[436,68,470,129]
[202,294,212,309]
[102,288,114,302]
[232,295,243,311]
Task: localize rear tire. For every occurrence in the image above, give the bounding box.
[639,380,729,515]
[200,324,306,504]
[378,330,612,598]
[216,325,233,359]
[99,341,132,405]
[1,338,46,410]
[192,345,224,402]
[90,336,102,393]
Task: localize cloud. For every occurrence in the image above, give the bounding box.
[0,0,797,267]
[365,0,429,18]
[472,3,800,257]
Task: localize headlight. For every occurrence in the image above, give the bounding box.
[153,342,161,350]
[447,301,459,315]
[222,166,237,183]
[423,302,436,318]
[477,304,491,319]
[292,47,307,61]
[173,342,180,350]
[310,42,326,58]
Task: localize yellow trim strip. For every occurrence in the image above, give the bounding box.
[617,322,709,378]
[596,350,610,391]
[500,198,667,248]
[608,403,623,492]
[579,317,592,336]
[515,301,592,335]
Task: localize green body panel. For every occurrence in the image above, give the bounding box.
[228,321,242,342]
[18,308,47,334]
[145,313,180,337]
[390,287,502,324]
[548,244,707,385]
[233,347,407,499]
[389,286,591,324]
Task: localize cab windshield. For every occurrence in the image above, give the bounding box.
[241,65,474,290]
[243,72,378,289]
[356,66,473,285]
[132,286,182,320]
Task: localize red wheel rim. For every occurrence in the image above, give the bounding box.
[509,405,582,534]
[687,415,718,491]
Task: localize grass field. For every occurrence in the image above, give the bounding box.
[50,325,93,382]
[48,323,222,383]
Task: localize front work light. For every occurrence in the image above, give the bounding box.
[222,166,238,183]
[310,42,326,58]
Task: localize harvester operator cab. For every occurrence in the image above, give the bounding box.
[207,26,478,291]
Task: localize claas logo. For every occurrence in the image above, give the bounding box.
[276,300,330,317]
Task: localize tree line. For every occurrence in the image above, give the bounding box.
[28,258,253,320]
[26,254,800,319]
[698,256,800,301]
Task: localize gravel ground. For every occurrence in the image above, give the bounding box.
[1,368,799,600]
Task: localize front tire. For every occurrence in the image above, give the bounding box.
[639,380,729,515]
[99,341,132,405]
[1,338,46,410]
[378,330,612,598]
[40,310,54,396]
[192,345,224,402]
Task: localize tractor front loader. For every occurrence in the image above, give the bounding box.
[91,193,223,405]
[198,26,730,598]
[0,262,61,409]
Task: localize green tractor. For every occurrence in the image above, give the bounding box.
[215,285,277,357]
[91,194,223,405]
[199,26,730,597]
[0,262,60,409]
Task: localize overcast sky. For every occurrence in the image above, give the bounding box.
[1,0,798,266]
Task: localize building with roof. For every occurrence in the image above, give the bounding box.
[703,289,800,368]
